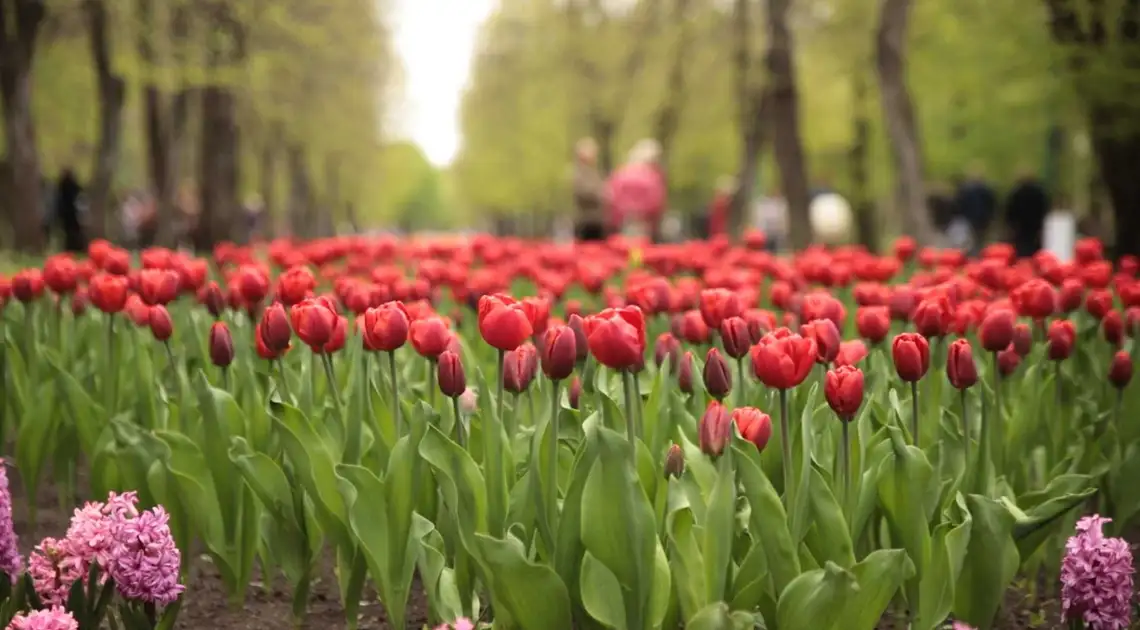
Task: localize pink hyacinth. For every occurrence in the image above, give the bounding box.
[0,461,22,581]
[433,618,475,630]
[108,506,184,606]
[951,622,976,630]
[1061,515,1134,630]
[5,607,78,630]
[66,491,139,571]
[27,538,84,607]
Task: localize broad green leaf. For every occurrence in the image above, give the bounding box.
[271,403,352,549]
[775,562,858,630]
[470,533,573,630]
[835,549,916,630]
[580,551,627,630]
[803,463,855,569]
[702,450,736,603]
[952,494,1019,630]
[734,438,801,595]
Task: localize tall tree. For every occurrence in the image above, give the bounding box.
[83,0,125,241]
[0,0,47,252]
[765,0,813,249]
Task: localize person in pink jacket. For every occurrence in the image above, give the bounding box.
[605,139,666,242]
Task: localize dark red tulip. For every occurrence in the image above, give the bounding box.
[11,269,45,303]
[236,265,270,307]
[703,348,732,400]
[1012,323,1032,357]
[584,306,647,371]
[1103,310,1124,347]
[290,296,340,352]
[678,351,694,394]
[1109,351,1133,389]
[89,272,130,314]
[750,330,816,390]
[568,375,582,409]
[732,407,773,452]
[997,345,1021,377]
[654,332,682,371]
[1086,289,1113,320]
[719,316,751,360]
[438,350,467,398]
[542,325,577,381]
[478,294,533,352]
[363,302,410,352]
[504,343,539,394]
[199,282,226,318]
[856,306,891,344]
[567,314,589,362]
[825,365,864,419]
[258,302,293,354]
[664,443,685,479]
[1047,319,1076,361]
[209,321,235,368]
[742,309,777,343]
[891,333,930,382]
[70,288,88,316]
[410,316,451,360]
[946,338,977,389]
[698,400,732,457]
[255,321,290,360]
[801,318,840,364]
[979,308,1015,353]
[148,305,173,342]
[698,288,742,330]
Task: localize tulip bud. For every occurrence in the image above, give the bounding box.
[568,375,582,409]
[200,282,226,318]
[946,338,977,389]
[1103,310,1124,347]
[209,321,234,368]
[567,314,589,363]
[148,305,173,342]
[438,350,467,398]
[698,401,732,457]
[542,325,577,381]
[719,316,751,359]
[824,366,864,419]
[997,346,1020,377]
[664,443,685,479]
[259,302,293,353]
[702,348,732,399]
[1047,319,1076,361]
[801,318,840,364]
[678,351,694,394]
[70,288,88,317]
[654,333,681,371]
[979,309,1015,353]
[1012,323,1032,357]
[1109,351,1133,390]
[891,333,930,382]
[732,407,773,452]
[504,343,538,394]
[856,306,890,344]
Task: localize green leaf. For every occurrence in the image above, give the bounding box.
[685,602,733,630]
[580,551,627,630]
[271,403,352,550]
[666,507,706,622]
[1008,474,1097,560]
[836,549,916,630]
[952,494,1019,630]
[734,438,801,595]
[775,562,858,630]
[470,533,573,630]
[915,493,972,630]
[803,463,855,569]
[875,424,936,607]
[419,423,487,533]
[703,450,736,603]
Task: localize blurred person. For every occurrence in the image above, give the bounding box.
[752,184,788,252]
[571,137,607,241]
[54,169,87,252]
[606,138,666,242]
[954,163,997,254]
[1005,166,1050,258]
[707,176,736,239]
[809,187,853,246]
[120,190,154,249]
[926,181,957,235]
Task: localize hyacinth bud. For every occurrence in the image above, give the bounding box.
[438,351,466,398]
[664,443,685,479]
[568,375,582,410]
[703,347,732,400]
[209,321,234,368]
[678,351,694,394]
[148,305,174,342]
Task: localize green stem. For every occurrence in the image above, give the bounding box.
[632,372,643,440]
[323,354,353,462]
[961,388,970,470]
[910,380,919,447]
[546,380,561,562]
[779,388,792,504]
[736,358,747,408]
[221,366,230,391]
[277,358,291,404]
[622,370,637,463]
[106,315,118,413]
[428,360,438,410]
[992,351,1003,473]
[841,417,851,519]
[453,395,466,447]
[389,351,402,437]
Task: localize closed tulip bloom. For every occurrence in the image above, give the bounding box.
[323,315,349,354]
[504,343,538,394]
[138,269,180,306]
[258,302,293,354]
[1126,307,1140,338]
[801,318,840,364]
[567,314,589,362]
[732,407,773,451]
[438,351,467,398]
[750,331,817,390]
[824,365,864,419]
[89,272,130,314]
[478,294,533,352]
[255,322,289,360]
[654,332,681,371]
[124,293,150,326]
[679,309,711,345]
[1110,351,1133,389]
[834,340,868,367]
[699,401,732,457]
[997,345,1021,377]
[1086,289,1114,320]
[275,266,316,306]
[148,305,173,342]
[1012,323,1032,357]
[703,348,732,399]
[912,295,951,338]
[979,308,1016,353]
[568,375,582,409]
[677,350,695,394]
[1013,279,1056,320]
[43,255,78,295]
[290,296,340,352]
[698,288,742,329]
[209,321,234,368]
[946,338,978,389]
[410,316,451,359]
[664,443,685,479]
[70,288,88,316]
[584,306,647,371]
[235,265,270,306]
[1102,310,1124,347]
[363,302,410,352]
[542,325,577,380]
[891,333,930,382]
[1047,319,1076,360]
[198,282,226,318]
[11,269,44,303]
[856,306,891,344]
[719,316,751,359]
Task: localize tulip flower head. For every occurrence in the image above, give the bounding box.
[698,401,732,457]
[363,301,410,352]
[824,366,864,419]
[719,316,751,359]
[541,325,577,381]
[209,321,234,368]
[703,347,732,400]
[410,316,452,360]
[750,330,817,390]
[891,333,929,382]
[979,308,1015,353]
[478,294,533,352]
[584,306,647,371]
[1109,351,1133,390]
[438,351,467,398]
[946,338,978,389]
[1047,319,1076,361]
[732,407,773,452]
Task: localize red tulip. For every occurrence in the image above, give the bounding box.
[1086,289,1113,320]
[291,296,340,352]
[209,321,235,368]
[199,282,226,318]
[568,314,589,362]
[478,294,533,352]
[1109,351,1133,389]
[703,348,732,400]
[824,365,864,419]
[719,316,751,360]
[504,343,539,394]
[124,294,150,326]
[236,265,270,306]
[750,330,816,390]
[542,325,577,381]
[856,306,890,344]
[363,302,410,352]
[138,268,180,306]
[834,340,868,368]
[679,309,711,345]
[89,272,130,314]
[1012,279,1056,320]
[732,407,773,451]
[258,302,293,354]
[43,255,78,295]
[698,288,742,330]
[70,288,88,316]
[410,316,452,360]
[698,400,732,457]
[678,351,694,394]
[1012,323,1032,357]
[584,306,647,371]
[148,305,173,342]
[801,318,840,364]
[255,321,290,360]
[891,333,930,382]
[438,351,467,398]
[276,266,317,306]
[946,338,977,389]
[11,269,45,303]
[1103,310,1124,347]
[1047,319,1076,361]
[654,333,681,371]
[742,309,777,343]
[979,308,1015,353]
[912,295,951,338]
[664,443,685,478]
[997,345,1020,377]
[568,375,582,409]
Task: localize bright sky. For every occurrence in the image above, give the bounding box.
[391,0,496,166]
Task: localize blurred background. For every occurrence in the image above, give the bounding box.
[0,0,1136,258]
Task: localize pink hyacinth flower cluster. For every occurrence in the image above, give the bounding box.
[433,618,475,630]
[5,607,78,630]
[107,506,184,606]
[0,461,23,581]
[1061,515,1135,630]
[65,491,139,571]
[950,622,976,630]
[27,538,85,607]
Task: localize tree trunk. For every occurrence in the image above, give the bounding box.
[287,144,314,238]
[728,0,764,235]
[849,68,879,251]
[766,0,813,250]
[258,129,278,240]
[730,97,768,235]
[196,2,244,249]
[653,0,694,177]
[876,0,937,245]
[1089,109,1140,258]
[0,0,47,253]
[84,0,125,242]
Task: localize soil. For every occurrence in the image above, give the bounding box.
[5,466,1075,629]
